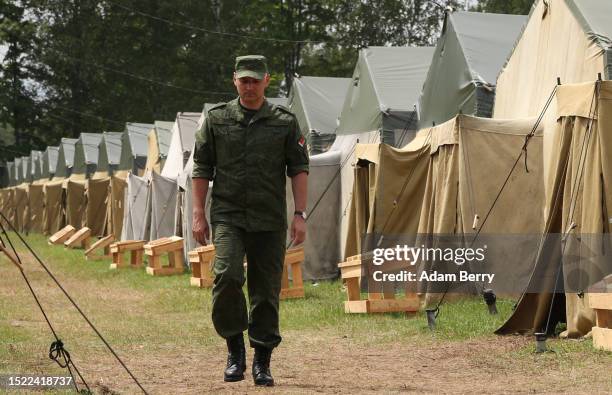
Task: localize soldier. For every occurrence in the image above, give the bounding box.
[192,55,309,386]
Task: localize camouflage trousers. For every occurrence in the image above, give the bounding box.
[211,223,286,349]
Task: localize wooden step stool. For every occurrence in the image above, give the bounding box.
[64,227,91,249]
[587,275,612,351]
[338,254,419,314]
[48,225,76,245]
[85,234,114,261]
[280,247,305,299]
[145,236,185,276]
[189,245,215,287]
[109,240,145,270]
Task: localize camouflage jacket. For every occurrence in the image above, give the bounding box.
[192,98,309,232]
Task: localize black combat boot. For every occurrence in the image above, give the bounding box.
[224,334,246,382]
[252,346,274,386]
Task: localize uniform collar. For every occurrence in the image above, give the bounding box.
[228,97,274,125]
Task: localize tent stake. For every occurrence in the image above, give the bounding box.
[426,308,437,330]
[534,332,547,353]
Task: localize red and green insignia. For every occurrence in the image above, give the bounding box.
[298,136,305,147]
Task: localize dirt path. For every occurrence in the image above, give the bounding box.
[1,248,611,394]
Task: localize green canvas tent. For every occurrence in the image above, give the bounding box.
[118,122,153,177]
[12,157,22,185]
[54,138,78,179]
[95,132,123,177]
[161,112,202,179]
[42,146,59,180]
[288,76,351,154]
[336,46,435,146]
[72,133,102,179]
[418,11,526,129]
[28,150,44,182]
[7,161,15,186]
[19,156,30,183]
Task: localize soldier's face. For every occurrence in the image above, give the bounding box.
[233,74,270,102]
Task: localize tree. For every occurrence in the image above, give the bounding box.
[472,0,534,15]
[0,0,40,161]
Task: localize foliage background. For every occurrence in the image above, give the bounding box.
[0,0,534,162]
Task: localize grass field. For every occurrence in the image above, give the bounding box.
[1,233,611,394]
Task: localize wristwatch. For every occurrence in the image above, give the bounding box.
[294,210,307,220]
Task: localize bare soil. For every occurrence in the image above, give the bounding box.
[1,250,611,394]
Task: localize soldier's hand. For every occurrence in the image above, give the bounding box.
[192,211,210,246]
[290,216,306,246]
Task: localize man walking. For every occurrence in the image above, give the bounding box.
[192,55,309,386]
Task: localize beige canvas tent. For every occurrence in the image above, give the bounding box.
[343,115,546,305]
[495,0,612,121]
[66,133,103,232]
[144,121,173,174]
[344,133,431,259]
[415,116,545,306]
[498,80,612,338]
[42,138,78,235]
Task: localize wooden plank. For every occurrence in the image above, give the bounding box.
[587,293,612,310]
[85,234,114,256]
[368,292,384,300]
[191,261,202,278]
[340,265,362,279]
[338,259,362,268]
[146,266,184,276]
[291,261,303,288]
[190,277,214,288]
[48,225,76,244]
[367,298,419,313]
[345,277,361,301]
[596,309,610,328]
[112,240,145,252]
[280,287,304,299]
[280,263,290,290]
[64,227,91,248]
[144,237,184,254]
[344,300,369,313]
[592,326,612,351]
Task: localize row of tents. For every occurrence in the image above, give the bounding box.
[1,0,611,337]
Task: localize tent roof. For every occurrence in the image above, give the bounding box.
[59,138,78,167]
[29,150,43,179]
[77,133,103,164]
[161,112,202,179]
[153,121,173,157]
[337,46,435,135]
[125,123,153,157]
[566,0,612,50]
[417,11,526,128]
[290,76,351,135]
[45,146,59,170]
[450,12,526,84]
[176,112,202,152]
[101,132,123,165]
[365,46,434,112]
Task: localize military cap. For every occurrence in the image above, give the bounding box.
[235,55,268,80]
